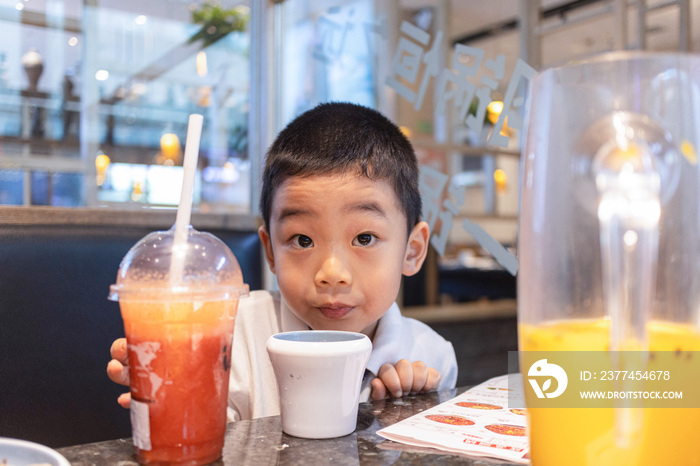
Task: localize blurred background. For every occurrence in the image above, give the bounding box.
[1,0,695,275]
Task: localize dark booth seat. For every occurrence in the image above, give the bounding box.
[0,208,262,448]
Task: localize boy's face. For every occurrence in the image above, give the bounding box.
[259,173,429,337]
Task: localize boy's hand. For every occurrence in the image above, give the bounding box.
[370,359,441,400]
[106,338,132,409]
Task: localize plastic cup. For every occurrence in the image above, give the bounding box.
[109,225,248,465]
[266,330,372,439]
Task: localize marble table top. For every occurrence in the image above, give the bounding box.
[58,387,517,465]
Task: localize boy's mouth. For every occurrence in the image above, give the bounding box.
[317,303,353,319]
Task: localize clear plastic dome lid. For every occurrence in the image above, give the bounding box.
[108,225,249,302]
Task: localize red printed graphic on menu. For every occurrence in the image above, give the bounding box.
[425,414,475,426]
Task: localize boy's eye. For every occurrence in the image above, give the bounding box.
[292,235,313,249]
[353,233,376,247]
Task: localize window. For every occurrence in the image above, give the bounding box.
[0,0,252,213]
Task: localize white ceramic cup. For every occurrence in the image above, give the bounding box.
[266,330,372,439]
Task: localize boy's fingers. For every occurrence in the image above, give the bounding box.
[370,378,388,401]
[410,361,428,394]
[424,368,441,391]
[377,363,403,397]
[394,359,413,395]
[110,338,128,365]
[107,358,130,386]
[117,392,131,409]
[108,337,131,409]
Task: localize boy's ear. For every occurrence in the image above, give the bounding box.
[258,225,276,274]
[402,221,430,277]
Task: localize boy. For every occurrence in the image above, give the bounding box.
[108,102,458,421]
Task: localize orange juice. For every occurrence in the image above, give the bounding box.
[121,299,238,465]
[520,319,700,466]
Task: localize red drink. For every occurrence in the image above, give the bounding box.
[121,299,238,465]
[109,225,248,465]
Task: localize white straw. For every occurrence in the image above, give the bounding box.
[171,114,204,285]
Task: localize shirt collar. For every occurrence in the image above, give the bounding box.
[365,302,401,375]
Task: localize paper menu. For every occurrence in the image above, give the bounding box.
[376,375,529,464]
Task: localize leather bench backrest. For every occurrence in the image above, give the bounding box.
[0,224,262,448]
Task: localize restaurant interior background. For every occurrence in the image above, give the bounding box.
[0,0,698,448]
[1,0,696,295]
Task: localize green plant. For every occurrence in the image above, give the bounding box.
[189,2,249,46]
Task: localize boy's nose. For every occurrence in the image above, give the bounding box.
[314,254,352,287]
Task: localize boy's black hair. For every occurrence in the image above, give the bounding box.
[260,102,422,235]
